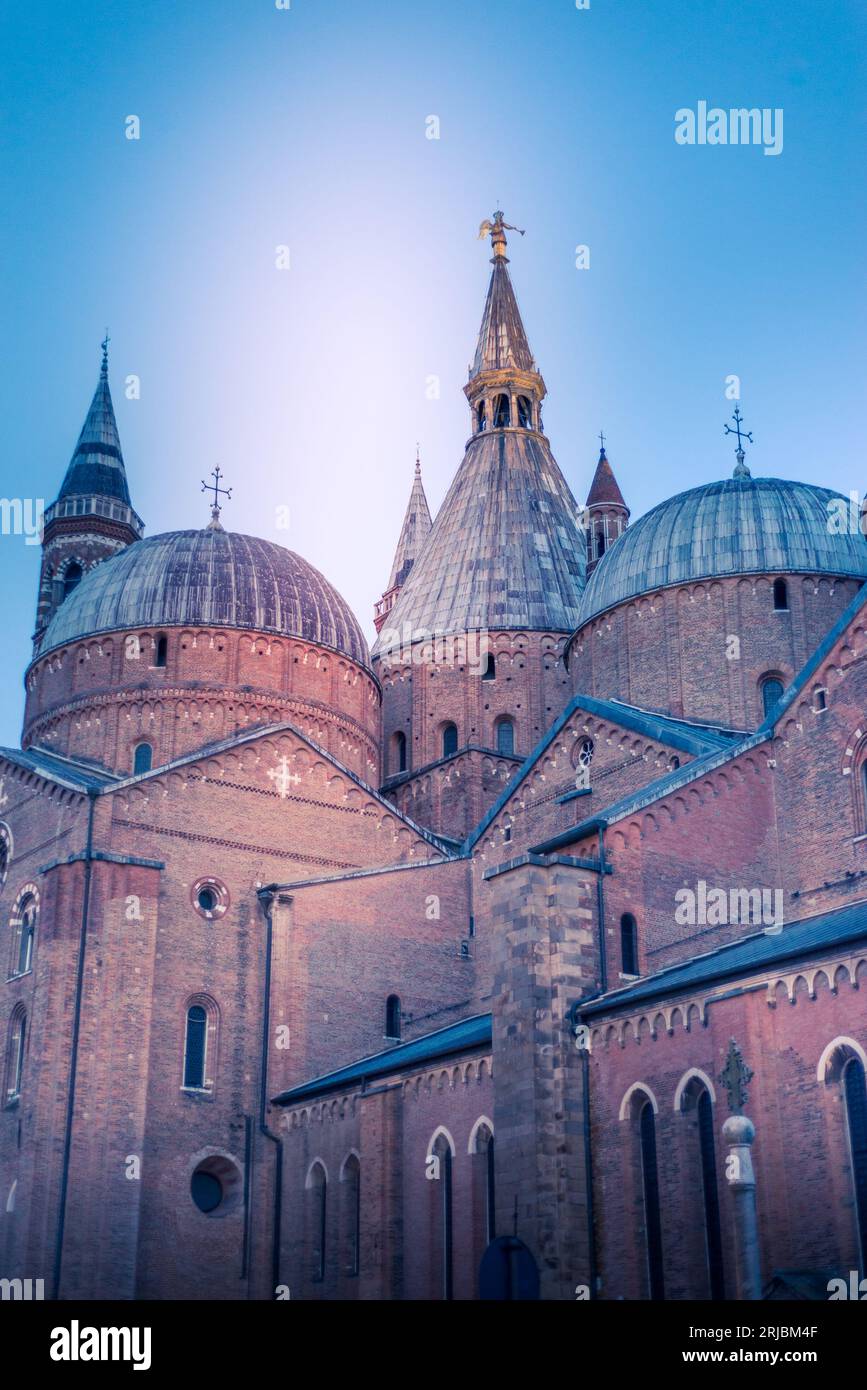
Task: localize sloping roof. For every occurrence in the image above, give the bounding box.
[386,457,433,591]
[466,694,741,850]
[373,429,586,648]
[272,1012,492,1104]
[37,529,370,667]
[578,475,867,626]
[579,898,867,1015]
[0,745,121,793]
[57,357,133,507]
[586,449,628,511]
[471,257,536,378]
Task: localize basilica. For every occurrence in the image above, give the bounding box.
[2,212,866,1301]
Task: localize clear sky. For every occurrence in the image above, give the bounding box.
[1,0,865,745]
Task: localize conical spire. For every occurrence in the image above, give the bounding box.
[470,256,537,379]
[57,337,133,507]
[373,235,585,650]
[373,449,434,632]
[586,444,628,510]
[387,448,433,590]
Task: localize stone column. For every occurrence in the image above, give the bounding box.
[722,1113,762,1299]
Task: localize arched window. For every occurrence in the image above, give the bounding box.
[476,402,487,433]
[5,1009,25,1104]
[391,733,408,778]
[154,635,168,668]
[697,1089,725,1298]
[496,718,515,756]
[341,1156,361,1277]
[133,742,153,775]
[596,530,606,559]
[844,1057,867,1267]
[620,913,638,976]
[0,825,9,888]
[773,578,788,611]
[761,677,784,718]
[63,563,82,599]
[639,1101,665,1300]
[385,994,401,1040]
[482,652,496,681]
[183,1005,208,1089]
[492,394,510,429]
[430,1132,454,1299]
[12,894,37,977]
[442,723,458,758]
[470,1119,496,1251]
[307,1163,327,1282]
[516,396,532,429]
[862,761,867,832]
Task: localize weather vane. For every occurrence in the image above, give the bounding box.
[202,466,232,517]
[101,329,110,376]
[725,405,754,477]
[477,210,525,261]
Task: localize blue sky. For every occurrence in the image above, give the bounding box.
[1,0,865,744]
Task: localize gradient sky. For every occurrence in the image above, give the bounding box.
[1,0,865,745]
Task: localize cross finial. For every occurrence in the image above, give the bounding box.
[415,442,421,474]
[598,430,606,458]
[201,466,232,527]
[725,405,754,477]
[100,329,110,379]
[718,1038,754,1114]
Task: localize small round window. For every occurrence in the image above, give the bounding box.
[190,1154,242,1217]
[576,737,594,768]
[191,877,229,921]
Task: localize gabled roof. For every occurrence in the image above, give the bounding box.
[758,578,867,734]
[386,456,433,592]
[465,694,742,851]
[272,1012,492,1104]
[471,257,536,378]
[0,745,121,793]
[579,898,867,1016]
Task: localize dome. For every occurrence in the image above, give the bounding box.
[577,475,867,626]
[38,528,370,667]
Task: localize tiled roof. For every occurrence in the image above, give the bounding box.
[578,475,867,626]
[373,429,586,648]
[38,529,371,667]
[272,1012,492,1104]
[0,745,121,792]
[579,899,867,1015]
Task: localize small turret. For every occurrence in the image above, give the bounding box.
[374,449,433,633]
[585,435,629,574]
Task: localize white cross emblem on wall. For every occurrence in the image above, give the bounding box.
[268,756,301,799]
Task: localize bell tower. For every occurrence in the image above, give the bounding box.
[34,338,143,647]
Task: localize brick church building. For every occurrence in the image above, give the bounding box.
[2,213,867,1301]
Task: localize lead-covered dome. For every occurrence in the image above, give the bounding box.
[578,475,867,625]
[38,528,370,666]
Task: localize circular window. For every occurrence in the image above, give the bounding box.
[191,877,229,921]
[190,1155,242,1217]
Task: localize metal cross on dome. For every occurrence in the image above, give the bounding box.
[268,755,301,799]
[201,467,232,516]
[724,405,753,455]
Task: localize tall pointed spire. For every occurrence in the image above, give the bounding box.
[56,335,134,507]
[35,340,144,645]
[373,223,584,650]
[585,437,629,575]
[374,449,433,632]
